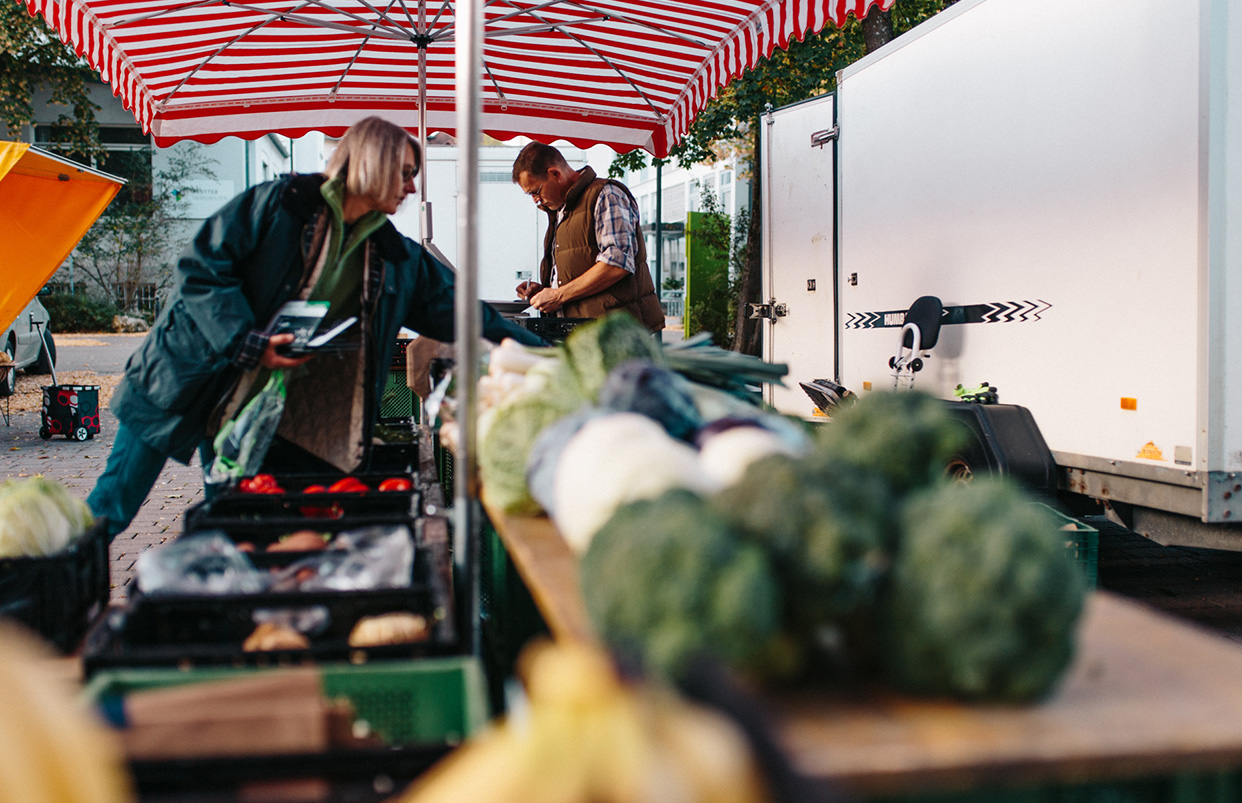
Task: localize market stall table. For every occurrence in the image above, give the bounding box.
[486,505,1242,799]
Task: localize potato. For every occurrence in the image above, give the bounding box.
[348,613,430,647]
[243,622,310,652]
[267,530,328,552]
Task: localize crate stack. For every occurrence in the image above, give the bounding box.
[79,429,487,798]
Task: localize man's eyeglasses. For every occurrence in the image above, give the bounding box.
[524,182,544,199]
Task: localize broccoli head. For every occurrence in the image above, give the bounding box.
[580,489,781,681]
[879,479,1087,702]
[714,453,894,634]
[815,390,968,495]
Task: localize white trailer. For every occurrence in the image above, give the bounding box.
[760,0,1242,548]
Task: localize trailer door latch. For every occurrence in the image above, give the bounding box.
[811,126,839,148]
[748,301,788,320]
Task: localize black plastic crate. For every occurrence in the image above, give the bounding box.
[38,384,100,441]
[185,480,421,532]
[368,441,419,475]
[125,745,451,802]
[83,517,458,674]
[0,519,110,653]
[510,315,592,344]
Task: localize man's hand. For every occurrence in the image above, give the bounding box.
[260,333,314,369]
[515,280,544,301]
[528,285,565,313]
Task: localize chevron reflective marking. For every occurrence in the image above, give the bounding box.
[846,300,1052,329]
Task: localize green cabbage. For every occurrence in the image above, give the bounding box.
[563,312,664,402]
[0,478,94,558]
[478,393,581,514]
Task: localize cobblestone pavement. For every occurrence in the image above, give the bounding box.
[1,409,203,599]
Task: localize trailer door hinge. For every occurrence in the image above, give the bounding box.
[811,126,838,148]
[748,301,788,320]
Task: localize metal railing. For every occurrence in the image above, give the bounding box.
[661,291,684,319]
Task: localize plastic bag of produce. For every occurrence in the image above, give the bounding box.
[267,525,415,592]
[207,371,287,488]
[136,531,266,595]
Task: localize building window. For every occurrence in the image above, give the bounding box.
[36,125,153,208]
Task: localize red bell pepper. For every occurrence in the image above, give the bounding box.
[328,477,369,493]
[378,477,413,492]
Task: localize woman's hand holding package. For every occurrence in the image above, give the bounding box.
[260,333,314,370]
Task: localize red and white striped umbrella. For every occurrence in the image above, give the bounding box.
[22,0,890,155]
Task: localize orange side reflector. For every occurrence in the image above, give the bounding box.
[1121,397,1137,411]
[863,381,872,391]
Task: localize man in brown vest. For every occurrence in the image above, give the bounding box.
[511,142,666,334]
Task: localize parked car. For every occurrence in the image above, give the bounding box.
[1,297,56,397]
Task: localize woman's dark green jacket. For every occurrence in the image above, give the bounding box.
[112,173,541,463]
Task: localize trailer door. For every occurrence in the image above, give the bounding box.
[760,93,838,417]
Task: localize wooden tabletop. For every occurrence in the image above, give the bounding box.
[486,507,1242,797]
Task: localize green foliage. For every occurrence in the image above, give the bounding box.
[684,190,749,349]
[580,489,782,681]
[0,3,103,162]
[880,479,1086,702]
[74,144,218,313]
[678,1,961,165]
[39,292,120,333]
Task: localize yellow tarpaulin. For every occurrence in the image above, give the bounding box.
[0,142,124,332]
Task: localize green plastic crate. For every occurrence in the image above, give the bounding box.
[1040,504,1099,589]
[82,656,488,747]
[381,369,419,420]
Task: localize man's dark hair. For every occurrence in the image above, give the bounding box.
[512,141,568,182]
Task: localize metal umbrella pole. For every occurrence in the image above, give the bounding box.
[454,0,483,659]
[417,0,432,246]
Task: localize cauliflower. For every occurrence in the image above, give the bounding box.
[552,413,713,553]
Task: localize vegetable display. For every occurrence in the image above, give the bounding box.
[567,382,1085,702]
[472,312,804,535]
[463,313,1085,703]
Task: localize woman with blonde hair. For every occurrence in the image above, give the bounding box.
[89,116,539,537]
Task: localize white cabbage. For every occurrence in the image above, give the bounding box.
[0,478,94,558]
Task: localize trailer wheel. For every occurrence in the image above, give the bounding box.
[72,426,89,442]
[38,426,50,440]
